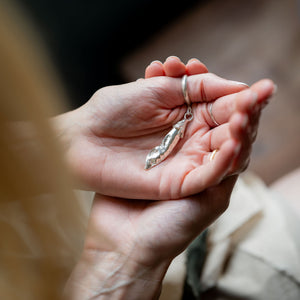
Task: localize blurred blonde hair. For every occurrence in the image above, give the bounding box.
[0,1,86,298]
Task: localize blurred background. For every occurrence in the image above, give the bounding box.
[12,0,300,185]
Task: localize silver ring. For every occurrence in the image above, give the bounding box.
[181,75,191,106]
[208,102,220,126]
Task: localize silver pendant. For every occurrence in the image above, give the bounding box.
[145,107,193,170]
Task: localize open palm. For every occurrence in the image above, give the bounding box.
[65,74,273,200]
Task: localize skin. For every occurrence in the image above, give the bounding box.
[84,57,275,263]
[145,57,274,175]
[65,57,276,299]
[54,67,274,200]
[66,176,237,300]
[145,56,208,78]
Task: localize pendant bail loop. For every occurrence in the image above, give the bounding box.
[184,106,193,122]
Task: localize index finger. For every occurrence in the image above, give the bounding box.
[145,73,249,109]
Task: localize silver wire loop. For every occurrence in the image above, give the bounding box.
[184,106,193,121]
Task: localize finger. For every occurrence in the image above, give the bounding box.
[202,79,275,127]
[181,139,241,196]
[186,58,208,75]
[228,113,256,175]
[193,112,250,178]
[249,79,276,106]
[201,89,256,127]
[201,112,253,177]
[145,60,165,78]
[186,73,249,104]
[149,73,250,109]
[145,57,208,79]
[199,112,247,153]
[163,56,187,77]
[234,79,275,146]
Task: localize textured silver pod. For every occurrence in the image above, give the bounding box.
[144,119,189,170]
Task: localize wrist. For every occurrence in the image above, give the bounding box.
[51,107,91,189]
[65,249,171,300]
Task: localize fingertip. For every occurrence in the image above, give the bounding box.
[186,58,208,75]
[187,58,200,64]
[250,78,276,104]
[166,55,181,61]
[145,60,165,78]
[258,78,275,90]
[163,56,187,77]
[272,84,278,95]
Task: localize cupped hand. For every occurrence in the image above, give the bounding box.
[61,74,246,199]
[144,56,276,176]
[60,73,274,200]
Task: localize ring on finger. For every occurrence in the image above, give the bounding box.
[208,102,220,126]
[209,149,219,161]
[181,75,191,106]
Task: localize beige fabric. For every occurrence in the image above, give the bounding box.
[161,173,300,299]
[201,173,300,299]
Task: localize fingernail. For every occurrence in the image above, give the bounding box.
[187,58,199,64]
[165,56,180,62]
[231,80,249,87]
[272,84,278,95]
[150,60,162,65]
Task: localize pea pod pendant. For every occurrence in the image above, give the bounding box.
[144,107,193,170]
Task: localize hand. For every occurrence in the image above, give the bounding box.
[66,67,275,298]
[54,55,275,200]
[55,74,258,200]
[65,176,237,300]
[144,56,276,176]
[86,175,237,265]
[78,79,274,281]
[64,58,276,299]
